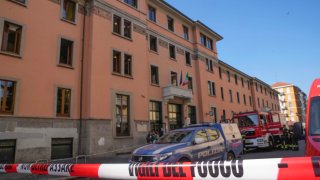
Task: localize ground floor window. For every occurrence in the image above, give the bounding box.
[116,94,130,136]
[0,79,16,115]
[149,101,162,133]
[0,139,16,163]
[51,138,73,160]
[168,104,182,130]
[188,106,196,124]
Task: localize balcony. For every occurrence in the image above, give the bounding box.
[163,85,193,101]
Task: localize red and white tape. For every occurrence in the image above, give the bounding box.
[1,157,320,180]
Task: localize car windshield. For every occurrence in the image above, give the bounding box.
[234,114,259,127]
[310,96,320,136]
[156,130,193,144]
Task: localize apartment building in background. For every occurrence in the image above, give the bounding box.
[272,82,307,124]
[0,0,279,163]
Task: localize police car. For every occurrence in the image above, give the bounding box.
[131,123,243,163]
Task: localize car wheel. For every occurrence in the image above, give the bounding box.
[178,157,190,162]
[226,152,235,161]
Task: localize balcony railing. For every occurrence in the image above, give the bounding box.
[163,85,193,101]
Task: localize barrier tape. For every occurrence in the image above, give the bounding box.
[1,157,320,180]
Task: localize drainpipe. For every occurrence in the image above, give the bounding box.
[79,0,88,155]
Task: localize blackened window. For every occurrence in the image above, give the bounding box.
[229,89,233,102]
[183,25,189,40]
[171,72,177,86]
[234,74,238,85]
[1,21,22,54]
[56,88,71,117]
[112,50,121,74]
[149,35,157,52]
[123,20,132,39]
[113,15,121,34]
[124,0,137,8]
[0,139,16,163]
[151,65,159,85]
[148,6,156,22]
[116,94,130,136]
[124,54,132,76]
[247,81,250,89]
[249,96,252,106]
[51,138,73,160]
[209,60,213,72]
[221,87,224,100]
[167,16,174,31]
[241,78,244,87]
[219,67,222,79]
[0,79,16,115]
[243,94,247,105]
[61,0,76,22]
[188,77,193,90]
[185,51,191,65]
[227,71,230,82]
[237,92,240,104]
[258,98,260,107]
[59,38,73,66]
[169,44,176,59]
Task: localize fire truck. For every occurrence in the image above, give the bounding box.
[232,111,283,149]
[305,78,320,156]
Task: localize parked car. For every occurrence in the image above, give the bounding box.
[131,123,243,163]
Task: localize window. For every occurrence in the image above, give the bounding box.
[249,96,252,106]
[116,94,130,136]
[149,101,162,132]
[243,94,247,105]
[171,72,177,86]
[185,51,191,65]
[258,98,260,107]
[1,21,22,55]
[113,15,132,39]
[200,33,207,46]
[112,50,132,77]
[112,50,121,74]
[183,25,189,40]
[227,71,230,82]
[123,20,132,39]
[260,85,263,93]
[241,78,244,87]
[265,87,267,95]
[151,65,159,85]
[206,129,219,141]
[124,54,132,76]
[219,67,222,79]
[200,33,213,50]
[61,0,77,23]
[0,139,16,163]
[194,130,208,144]
[267,101,269,108]
[148,6,156,22]
[113,15,121,34]
[247,80,250,89]
[237,92,240,104]
[210,107,217,123]
[207,39,213,50]
[222,110,226,120]
[124,0,137,8]
[207,81,216,96]
[10,0,27,5]
[149,35,157,52]
[255,83,258,92]
[221,87,224,100]
[262,99,265,107]
[205,59,213,72]
[0,80,16,115]
[167,16,174,31]
[188,77,193,90]
[51,138,73,160]
[234,74,238,85]
[229,89,233,102]
[59,38,73,66]
[56,88,71,117]
[169,44,176,59]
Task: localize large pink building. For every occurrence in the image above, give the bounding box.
[0,0,279,163]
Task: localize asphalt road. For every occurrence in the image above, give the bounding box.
[0,140,306,180]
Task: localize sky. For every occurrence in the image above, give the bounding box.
[165,0,320,94]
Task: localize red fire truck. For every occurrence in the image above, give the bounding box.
[232,111,283,149]
[305,78,320,156]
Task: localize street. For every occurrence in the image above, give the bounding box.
[0,141,305,180]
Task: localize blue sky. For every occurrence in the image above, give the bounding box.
[165,0,320,94]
